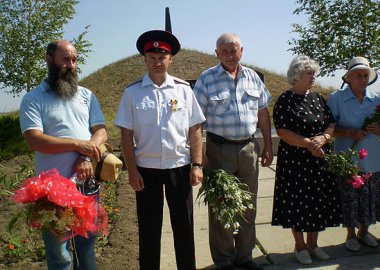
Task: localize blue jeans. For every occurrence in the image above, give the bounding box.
[42,230,97,270]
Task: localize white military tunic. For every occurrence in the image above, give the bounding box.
[114,73,205,169]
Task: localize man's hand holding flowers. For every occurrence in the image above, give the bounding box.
[73,156,94,180]
[13,169,108,241]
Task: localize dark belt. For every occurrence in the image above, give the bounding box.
[206,132,254,145]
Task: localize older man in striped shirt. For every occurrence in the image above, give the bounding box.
[193,33,273,270]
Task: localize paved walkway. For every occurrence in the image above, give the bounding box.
[160,157,380,270]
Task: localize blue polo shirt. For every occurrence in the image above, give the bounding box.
[19,80,105,178]
[328,87,380,172]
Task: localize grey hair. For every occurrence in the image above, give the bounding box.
[287,55,320,85]
[216,33,242,47]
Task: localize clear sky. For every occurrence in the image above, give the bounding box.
[1,0,379,112]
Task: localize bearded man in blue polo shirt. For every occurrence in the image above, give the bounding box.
[20,40,107,270]
[193,33,273,270]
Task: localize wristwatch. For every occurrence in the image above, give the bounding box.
[191,162,202,169]
[79,155,92,162]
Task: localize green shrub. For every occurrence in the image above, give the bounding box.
[0,113,31,160]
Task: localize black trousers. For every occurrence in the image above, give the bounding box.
[136,165,196,270]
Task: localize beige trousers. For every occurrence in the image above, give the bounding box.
[205,137,259,267]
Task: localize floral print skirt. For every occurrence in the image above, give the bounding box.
[339,171,380,227]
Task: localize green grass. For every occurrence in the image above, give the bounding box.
[0,113,31,160]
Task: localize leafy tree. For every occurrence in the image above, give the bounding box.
[289,0,380,76]
[0,0,91,95]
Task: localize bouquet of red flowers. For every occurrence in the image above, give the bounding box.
[325,148,371,189]
[325,105,380,188]
[13,169,108,241]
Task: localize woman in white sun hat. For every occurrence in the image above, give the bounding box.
[328,56,380,252]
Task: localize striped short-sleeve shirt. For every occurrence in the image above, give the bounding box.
[193,64,272,140]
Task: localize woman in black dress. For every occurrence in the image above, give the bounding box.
[271,55,341,265]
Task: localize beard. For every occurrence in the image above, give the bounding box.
[47,62,78,100]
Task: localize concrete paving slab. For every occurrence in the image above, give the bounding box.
[256,196,274,224]
[160,155,380,270]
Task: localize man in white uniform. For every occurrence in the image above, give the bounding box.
[114,30,205,270]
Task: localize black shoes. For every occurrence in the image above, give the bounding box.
[219,260,263,270]
[236,260,264,270]
[219,265,239,270]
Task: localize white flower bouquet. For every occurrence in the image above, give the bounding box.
[197,169,254,234]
